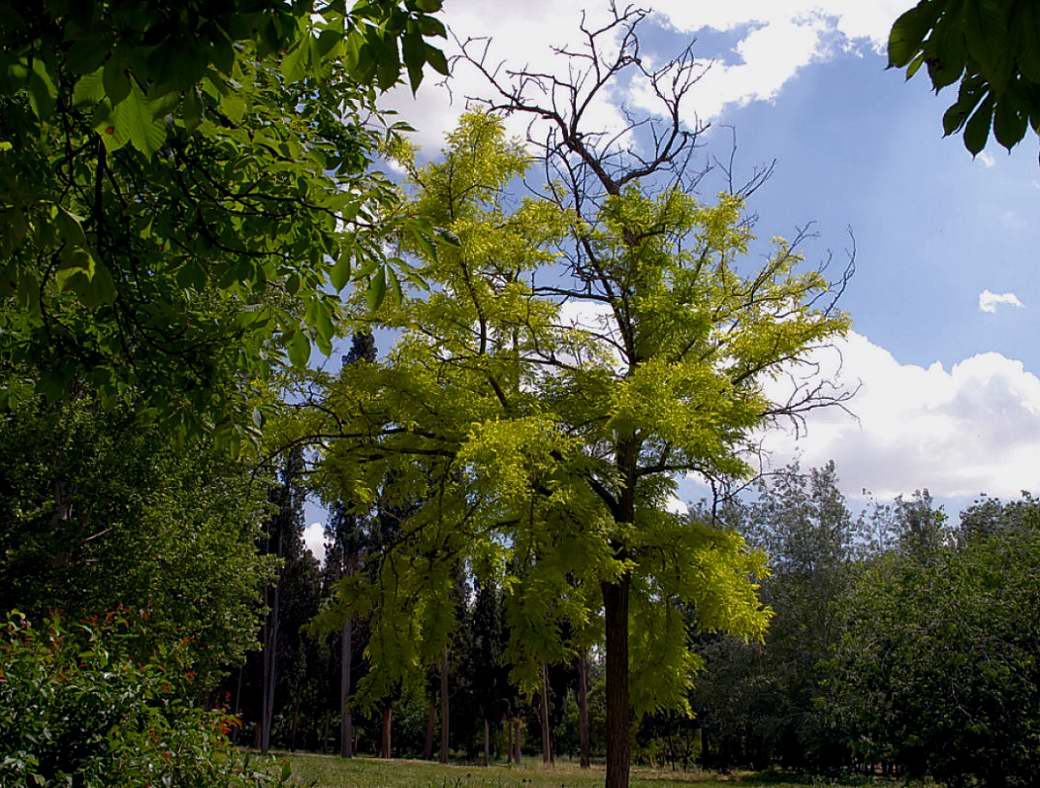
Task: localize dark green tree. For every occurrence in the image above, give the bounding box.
[0,391,274,688]
[0,0,447,437]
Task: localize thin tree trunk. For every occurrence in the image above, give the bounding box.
[440,645,450,763]
[513,717,522,763]
[540,662,553,766]
[381,704,393,758]
[260,580,280,754]
[424,702,436,759]
[603,574,631,788]
[506,715,514,764]
[290,699,299,752]
[232,665,244,744]
[483,718,491,766]
[577,649,591,768]
[340,616,353,757]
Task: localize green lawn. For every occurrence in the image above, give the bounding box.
[279,752,852,787]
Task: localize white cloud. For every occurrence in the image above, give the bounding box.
[303,521,326,564]
[760,331,1040,499]
[979,289,1025,313]
[665,493,689,515]
[387,1,906,151]
[978,150,996,168]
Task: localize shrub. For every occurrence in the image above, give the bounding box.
[0,610,291,787]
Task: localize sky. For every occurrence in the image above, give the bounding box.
[304,1,1040,559]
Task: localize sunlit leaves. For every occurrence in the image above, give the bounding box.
[317,113,848,720]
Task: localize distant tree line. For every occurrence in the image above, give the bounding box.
[225,430,1040,786]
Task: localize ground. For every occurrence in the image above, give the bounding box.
[280,753,864,787]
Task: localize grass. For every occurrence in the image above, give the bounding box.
[279,752,866,788]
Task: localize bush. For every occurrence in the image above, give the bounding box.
[0,610,291,787]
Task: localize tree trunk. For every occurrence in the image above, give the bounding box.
[232,665,244,744]
[603,574,631,788]
[381,704,393,758]
[483,718,491,766]
[577,649,591,768]
[540,662,553,766]
[440,645,450,763]
[340,616,353,757]
[506,715,514,764]
[513,717,522,763]
[424,702,436,759]
[260,579,280,754]
[290,699,299,752]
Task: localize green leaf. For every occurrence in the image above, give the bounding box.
[55,206,88,249]
[993,95,1027,150]
[425,44,449,77]
[1016,1,1040,82]
[66,33,111,75]
[943,76,987,136]
[102,84,167,159]
[905,52,926,81]
[415,0,442,11]
[963,93,994,155]
[314,301,335,343]
[367,265,387,311]
[375,37,402,91]
[402,31,425,93]
[89,261,117,305]
[103,56,131,105]
[888,6,928,68]
[419,16,447,38]
[386,263,403,305]
[72,68,106,106]
[330,252,352,291]
[221,93,247,124]
[926,11,968,90]
[27,57,57,118]
[963,0,1012,94]
[281,40,311,83]
[288,329,311,368]
[182,88,203,132]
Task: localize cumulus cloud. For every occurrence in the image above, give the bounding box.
[760,332,1040,499]
[979,289,1025,313]
[386,1,906,151]
[303,521,326,564]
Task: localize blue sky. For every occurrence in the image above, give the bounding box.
[304,2,1040,555]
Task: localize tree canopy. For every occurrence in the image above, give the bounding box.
[0,0,447,442]
[309,97,851,783]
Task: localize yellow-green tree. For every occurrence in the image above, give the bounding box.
[312,92,851,783]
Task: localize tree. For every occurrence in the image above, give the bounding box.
[0,390,274,689]
[465,576,511,765]
[258,446,308,753]
[315,62,851,783]
[0,0,447,437]
[888,0,1040,158]
[324,332,377,757]
[692,463,860,770]
[825,494,1040,783]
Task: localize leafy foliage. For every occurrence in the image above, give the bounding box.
[0,610,293,787]
[0,391,275,687]
[888,0,1040,156]
[0,0,447,437]
[825,495,1040,784]
[310,112,850,730]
